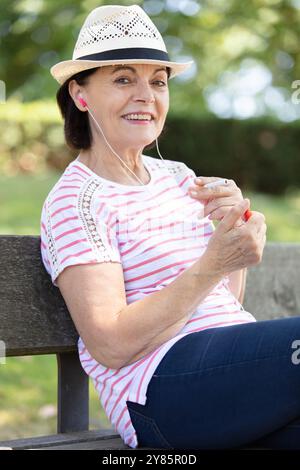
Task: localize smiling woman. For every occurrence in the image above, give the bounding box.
[38,3,295,453]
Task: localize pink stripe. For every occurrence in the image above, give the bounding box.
[117,193,195,228]
[95,202,106,217]
[124,415,132,432]
[127,433,136,448]
[51,204,76,218]
[41,222,47,234]
[201,301,237,310]
[186,310,241,325]
[80,358,94,364]
[117,191,188,222]
[51,193,78,205]
[52,215,79,230]
[125,266,187,294]
[57,237,88,253]
[61,248,94,264]
[188,318,252,334]
[125,256,199,283]
[98,354,153,414]
[55,226,82,241]
[96,174,171,201]
[118,206,203,237]
[178,174,190,188]
[94,367,113,383]
[42,256,50,266]
[60,177,85,183]
[110,382,132,424]
[115,403,128,430]
[72,164,92,177]
[98,176,177,206]
[52,185,81,195]
[123,244,203,273]
[100,370,125,403]
[86,362,101,375]
[63,171,86,179]
[120,232,206,257]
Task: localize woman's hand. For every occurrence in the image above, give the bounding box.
[188,177,244,224]
[203,199,267,276]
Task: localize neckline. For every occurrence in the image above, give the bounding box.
[73,154,154,190]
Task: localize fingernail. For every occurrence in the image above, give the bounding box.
[194,177,202,183]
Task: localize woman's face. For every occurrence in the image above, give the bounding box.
[81,63,169,151]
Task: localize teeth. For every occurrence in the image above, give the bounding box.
[124,114,152,121]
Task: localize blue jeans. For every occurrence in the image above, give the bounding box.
[126,316,300,449]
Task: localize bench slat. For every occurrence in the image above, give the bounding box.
[0,236,78,356]
[0,429,128,450]
[244,242,300,320]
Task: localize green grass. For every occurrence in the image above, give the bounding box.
[0,356,112,440]
[0,172,299,440]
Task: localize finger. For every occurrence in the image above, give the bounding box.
[217,199,250,234]
[194,177,236,187]
[204,196,243,218]
[245,211,266,232]
[193,176,217,186]
[189,184,241,201]
[257,222,267,239]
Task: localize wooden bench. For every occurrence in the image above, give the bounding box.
[0,236,299,450]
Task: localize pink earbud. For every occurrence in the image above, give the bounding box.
[78,95,87,108]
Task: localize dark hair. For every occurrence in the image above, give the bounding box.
[56,66,171,151]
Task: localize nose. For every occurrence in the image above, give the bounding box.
[133,80,155,103]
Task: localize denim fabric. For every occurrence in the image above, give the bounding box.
[127,316,300,449]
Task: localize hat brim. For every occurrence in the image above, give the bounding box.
[50,58,194,85]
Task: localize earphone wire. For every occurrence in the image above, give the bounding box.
[86,106,178,199]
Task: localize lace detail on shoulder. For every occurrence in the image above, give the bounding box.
[46,202,58,277]
[46,176,119,283]
[77,178,113,259]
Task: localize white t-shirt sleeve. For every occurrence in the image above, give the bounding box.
[40,189,121,288]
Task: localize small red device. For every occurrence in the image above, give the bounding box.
[244,209,252,221]
[78,96,87,107]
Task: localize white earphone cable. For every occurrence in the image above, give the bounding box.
[86,106,179,199]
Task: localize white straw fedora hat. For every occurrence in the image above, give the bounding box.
[50,4,194,85]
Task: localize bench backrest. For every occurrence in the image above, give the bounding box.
[0,236,299,433]
[0,235,87,433]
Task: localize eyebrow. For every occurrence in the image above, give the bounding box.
[111,65,168,76]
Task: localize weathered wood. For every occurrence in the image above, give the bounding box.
[0,430,129,450]
[0,235,78,356]
[244,242,300,320]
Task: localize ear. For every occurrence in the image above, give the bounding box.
[68,80,87,112]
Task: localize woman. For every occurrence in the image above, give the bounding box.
[40,5,300,450]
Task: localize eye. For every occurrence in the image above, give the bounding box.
[155,80,167,87]
[114,77,167,87]
[115,77,130,84]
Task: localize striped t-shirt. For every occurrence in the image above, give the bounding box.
[40,154,256,449]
